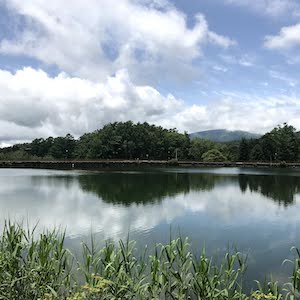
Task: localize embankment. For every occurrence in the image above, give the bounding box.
[0,160,300,170]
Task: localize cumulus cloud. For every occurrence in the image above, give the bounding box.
[0,0,299,145]
[1,67,300,146]
[0,0,234,82]
[264,23,300,50]
[173,96,300,134]
[0,67,184,144]
[223,0,300,17]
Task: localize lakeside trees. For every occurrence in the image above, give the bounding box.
[238,123,300,162]
[0,121,299,162]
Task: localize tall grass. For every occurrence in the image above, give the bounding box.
[0,221,300,299]
[0,221,72,299]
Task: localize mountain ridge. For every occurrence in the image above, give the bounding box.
[189,129,261,143]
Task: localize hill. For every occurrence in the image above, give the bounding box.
[189,129,260,143]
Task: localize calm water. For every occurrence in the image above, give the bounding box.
[1,167,300,286]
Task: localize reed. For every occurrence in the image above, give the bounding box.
[0,221,299,299]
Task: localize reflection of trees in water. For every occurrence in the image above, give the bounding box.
[30,175,76,189]
[78,172,221,206]
[238,174,300,206]
[30,171,300,207]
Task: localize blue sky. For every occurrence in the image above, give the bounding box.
[0,0,300,145]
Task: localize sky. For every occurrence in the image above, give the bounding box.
[0,0,300,146]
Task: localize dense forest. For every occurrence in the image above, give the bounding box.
[0,121,299,162]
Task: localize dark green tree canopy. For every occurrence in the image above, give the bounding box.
[238,123,300,162]
[0,122,299,162]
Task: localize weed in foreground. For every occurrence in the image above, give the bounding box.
[0,221,300,299]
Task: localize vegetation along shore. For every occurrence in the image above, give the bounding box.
[0,122,299,164]
[1,221,300,299]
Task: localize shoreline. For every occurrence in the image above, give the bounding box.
[0,159,300,170]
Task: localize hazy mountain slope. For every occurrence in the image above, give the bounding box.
[189,129,261,142]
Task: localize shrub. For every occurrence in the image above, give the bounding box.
[201,149,227,162]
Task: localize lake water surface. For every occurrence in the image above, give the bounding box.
[1,167,300,287]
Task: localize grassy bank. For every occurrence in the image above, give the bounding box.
[0,222,299,299]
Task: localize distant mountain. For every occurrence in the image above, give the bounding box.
[189,129,261,143]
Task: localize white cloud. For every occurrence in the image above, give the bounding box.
[0,0,235,82]
[1,67,300,146]
[213,65,228,72]
[264,23,300,50]
[0,67,184,144]
[223,0,300,17]
[0,0,299,145]
[220,54,255,67]
[269,70,298,87]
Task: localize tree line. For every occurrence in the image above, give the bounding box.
[0,121,299,162]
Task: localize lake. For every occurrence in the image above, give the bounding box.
[1,167,300,288]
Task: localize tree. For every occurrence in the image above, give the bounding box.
[238,138,250,161]
[50,134,76,159]
[249,144,264,161]
[201,149,227,162]
[2,121,300,163]
[259,123,300,162]
[271,123,299,161]
[260,133,276,162]
[189,138,216,160]
[71,121,192,160]
[219,142,239,162]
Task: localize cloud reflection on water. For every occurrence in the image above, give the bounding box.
[0,168,299,241]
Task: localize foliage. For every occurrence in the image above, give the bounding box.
[50,134,76,159]
[1,221,300,299]
[219,141,240,161]
[79,121,189,160]
[250,144,264,161]
[189,138,217,160]
[0,122,190,161]
[1,121,300,162]
[239,138,251,161]
[0,221,72,299]
[202,149,227,162]
[238,123,300,162]
[269,123,300,161]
